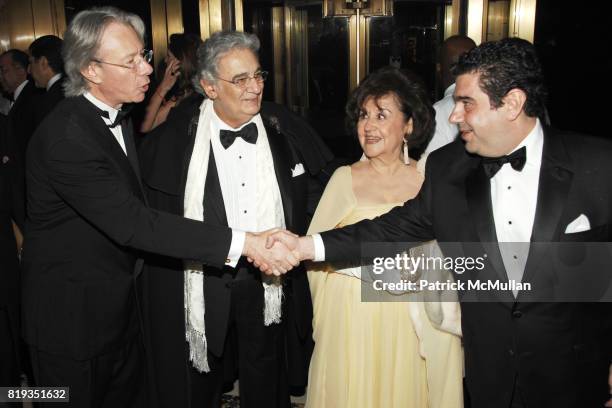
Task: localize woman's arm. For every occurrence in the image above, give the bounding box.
[12,219,22,259]
[140,57,181,133]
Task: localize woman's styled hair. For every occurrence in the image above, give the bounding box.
[345,66,435,161]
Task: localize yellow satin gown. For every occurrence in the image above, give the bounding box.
[306,166,463,408]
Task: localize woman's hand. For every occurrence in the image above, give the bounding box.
[157,56,181,99]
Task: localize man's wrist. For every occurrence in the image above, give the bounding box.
[298,236,316,261]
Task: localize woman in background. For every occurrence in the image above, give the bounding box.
[306,66,463,408]
[140,33,202,133]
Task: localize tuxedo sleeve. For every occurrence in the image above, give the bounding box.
[320,163,435,262]
[44,136,232,268]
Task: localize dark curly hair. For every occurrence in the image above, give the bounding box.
[452,37,547,118]
[345,66,434,161]
[167,33,202,99]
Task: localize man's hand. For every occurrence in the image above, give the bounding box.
[265,230,315,262]
[243,229,300,276]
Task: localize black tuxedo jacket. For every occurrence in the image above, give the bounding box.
[138,98,332,406]
[0,113,24,383]
[322,128,612,408]
[34,76,65,128]
[8,80,42,158]
[23,96,235,361]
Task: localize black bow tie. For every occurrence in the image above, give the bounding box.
[99,105,132,128]
[482,146,527,178]
[219,122,258,149]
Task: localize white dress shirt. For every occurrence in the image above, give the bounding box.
[9,79,28,111]
[425,84,458,155]
[46,73,62,91]
[210,109,259,233]
[83,92,127,155]
[209,109,281,266]
[492,119,543,293]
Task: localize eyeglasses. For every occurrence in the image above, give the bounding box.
[215,70,268,89]
[93,49,153,71]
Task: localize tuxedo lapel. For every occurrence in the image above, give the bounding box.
[202,149,229,227]
[10,81,35,114]
[264,119,294,230]
[122,118,146,202]
[521,129,573,285]
[465,163,510,287]
[77,97,143,199]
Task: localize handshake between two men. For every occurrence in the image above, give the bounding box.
[243,229,315,275]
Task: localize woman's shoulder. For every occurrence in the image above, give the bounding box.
[329,164,353,183]
[321,165,355,202]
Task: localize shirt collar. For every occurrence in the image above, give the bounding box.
[83,92,119,122]
[444,83,455,98]
[510,118,543,168]
[47,73,62,91]
[13,79,28,102]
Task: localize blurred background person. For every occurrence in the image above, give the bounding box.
[140,33,202,133]
[424,35,475,155]
[305,66,463,408]
[28,35,65,127]
[0,49,41,159]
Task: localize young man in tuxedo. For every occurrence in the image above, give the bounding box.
[138,31,332,408]
[269,38,612,408]
[28,35,66,127]
[23,7,296,408]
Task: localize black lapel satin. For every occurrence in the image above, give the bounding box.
[10,81,34,113]
[202,148,229,227]
[521,129,573,285]
[178,110,201,211]
[465,163,509,286]
[264,120,294,230]
[122,118,146,202]
[77,97,143,199]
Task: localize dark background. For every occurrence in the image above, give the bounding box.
[63,0,611,144]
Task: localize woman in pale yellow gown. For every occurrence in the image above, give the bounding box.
[306,67,463,408]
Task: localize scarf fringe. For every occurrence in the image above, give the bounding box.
[186,327,210,373]
[263,282,283,325]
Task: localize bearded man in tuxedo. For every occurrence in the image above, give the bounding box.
[138,30,332,408]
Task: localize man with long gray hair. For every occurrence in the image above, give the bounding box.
[22,8,297,407]
[139,30,333,407]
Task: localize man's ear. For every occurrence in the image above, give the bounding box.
[502,88,527,121]
[200,79,217,100]
[39,56,50,71]
[81,62,102,85]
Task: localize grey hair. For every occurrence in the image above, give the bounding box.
[193,31,260,95]
[62,7,145,97]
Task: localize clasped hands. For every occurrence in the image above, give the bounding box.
[243,229,314,276]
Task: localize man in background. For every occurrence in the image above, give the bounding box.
[0,49,41,159]
[29,35,65,126]
[424,35,475,154]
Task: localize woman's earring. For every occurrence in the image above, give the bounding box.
[403,137,410,165]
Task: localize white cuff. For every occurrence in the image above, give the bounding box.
[225,230,245,268]
[312,234,325,262]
